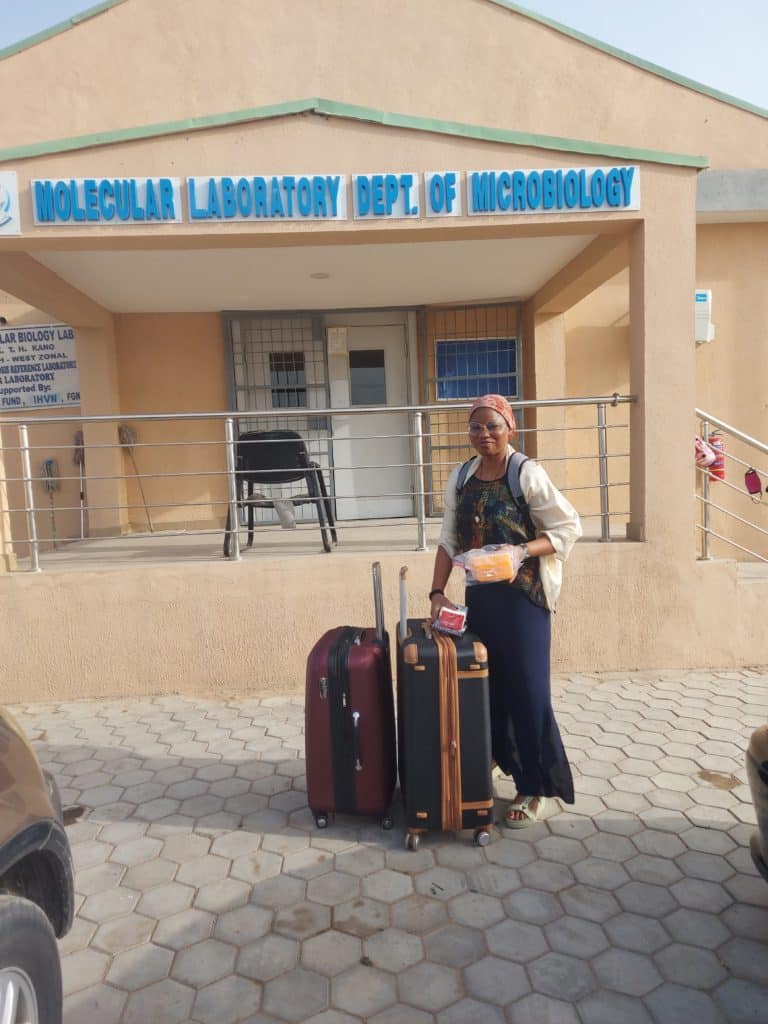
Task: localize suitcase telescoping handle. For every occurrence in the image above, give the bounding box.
[372,561,385,644]
[399,566,408,643]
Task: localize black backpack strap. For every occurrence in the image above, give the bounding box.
[455,458,476,491]
[506,452,536,539]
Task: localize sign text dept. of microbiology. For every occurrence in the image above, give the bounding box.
[30,168,640,226]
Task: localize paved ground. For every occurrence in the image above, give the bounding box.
[12,668,768,1024]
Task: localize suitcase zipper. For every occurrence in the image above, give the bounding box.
[329,628,357,812]
[352,711,363,771]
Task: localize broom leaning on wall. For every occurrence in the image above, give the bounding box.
[41,458,60,550]
[118,424,154,533]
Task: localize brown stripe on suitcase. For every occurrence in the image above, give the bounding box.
[436,631,463,832]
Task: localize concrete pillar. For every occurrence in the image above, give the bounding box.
[75,322,128,537]
[531,313,567,488]
[628,170,697,549]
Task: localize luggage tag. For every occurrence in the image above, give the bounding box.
[745,467,763,501]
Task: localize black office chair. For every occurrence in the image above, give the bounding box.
[223,429,337,556]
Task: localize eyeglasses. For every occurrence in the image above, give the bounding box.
[468,420,507,436]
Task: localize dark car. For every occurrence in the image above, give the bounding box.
[747,725,768,882]
[0,706,74,1024]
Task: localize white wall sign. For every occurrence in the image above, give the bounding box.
[0,324,80,410]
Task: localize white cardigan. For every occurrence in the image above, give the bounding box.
[438,449,582,611]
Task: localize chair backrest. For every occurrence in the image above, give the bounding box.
[237,430,309,485]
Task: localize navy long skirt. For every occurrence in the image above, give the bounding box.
[466,583,574,803]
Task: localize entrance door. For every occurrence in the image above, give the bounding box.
[330,319,413,520]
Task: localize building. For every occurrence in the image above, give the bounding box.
[1,0,767,702]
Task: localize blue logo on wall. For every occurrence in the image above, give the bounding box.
[0,182,12,227]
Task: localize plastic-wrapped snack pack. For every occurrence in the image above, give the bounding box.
[454,544,519,584]
[433,603,468,636]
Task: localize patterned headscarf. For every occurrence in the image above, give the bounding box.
[468,394,516,432]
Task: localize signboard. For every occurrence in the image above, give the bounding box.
[23,168,640,227]
[0,171,20,235]
[0,324,79,410]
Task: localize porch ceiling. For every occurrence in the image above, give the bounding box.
[34,234,595,313]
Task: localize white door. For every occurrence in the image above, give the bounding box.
[330,321,413,520]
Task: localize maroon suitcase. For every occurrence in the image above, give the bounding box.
[305,562,396,829]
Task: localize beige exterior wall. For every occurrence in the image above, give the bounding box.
[115,314,229,530]
[0,0,764,169]
[0,545,764,705]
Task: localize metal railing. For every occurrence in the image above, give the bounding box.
[696,409,768,563]
[0,394,635,571]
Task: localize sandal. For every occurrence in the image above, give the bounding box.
[504,795,546,829]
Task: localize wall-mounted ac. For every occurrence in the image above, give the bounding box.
[695,289,716,344]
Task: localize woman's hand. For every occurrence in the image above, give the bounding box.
[430,592,457,624]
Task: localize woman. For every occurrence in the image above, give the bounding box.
[429,394,581,827]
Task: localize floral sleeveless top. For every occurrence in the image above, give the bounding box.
[454,474,546,608]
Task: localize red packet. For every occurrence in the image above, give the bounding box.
[435,604,468,636]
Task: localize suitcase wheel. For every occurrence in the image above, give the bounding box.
[381,815,394,831]
[473,828,491,848]
[314,813,329,829]
[405,832,421,851]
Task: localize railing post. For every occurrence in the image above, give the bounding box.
[18,424,41,572]
[412,411,428,552]
[699,418,712,560]
[224,417,241,561]
[597,403,610,542]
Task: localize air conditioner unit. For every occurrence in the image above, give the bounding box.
[695,289,716,344]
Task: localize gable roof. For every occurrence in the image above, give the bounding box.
[0,97,708,168]
[1,0,764,121]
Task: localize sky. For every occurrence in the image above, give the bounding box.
[0,0,766,111]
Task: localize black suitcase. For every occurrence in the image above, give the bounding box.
[305,562,396,829]
[397,567,494,850]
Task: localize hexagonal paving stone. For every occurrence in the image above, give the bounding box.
[559,884,620,924]
[75,860,126,896]
[438,998,506,1023]
[362,868,414,903]
[615,881,678,917]
[717,936,768,985]
[645,984,724,1024]
[61,948,110,995]
[508,992,580,1024]
[592,948,662,997]
[109,835,164,866]
[63,983,127,1024]
[572,857,630,891]
[464,955,530,1005]
[334,845,387,877]
[238,934,299,981]
[215,904,273,946]
[398,961,464,1012]
[193,975,262,1024]
[153,907,215,950]
[122,857,177,891]
[447,890,505,929]
[423,924,485,968]
[603,913,670,954]
[527,952,597,1002]
[653,943,727,988]
[137,881,194,918]
[577,990,654,1024]
[194,878,251,914]
[486,919,548,963]
[535,835,588,865]
[545,916,609,959]
[364,927,424,972]
[251,873,307,908]
[257,966,328,1022]
[663,908,730,950]
[122,978,195,1024]
[714,979,768,1023]
[176,854,231,888]
[106,943,173,991]
[302,930,362,976]
[369,1005,433,1024]
[503,888,563,925]
[92,912,156,953]
[307,871,361,907]
[161,832,211,863]
[391,893,448,935]
[333,897,390,938]
[275,900,332,940]
[282,848,334,880]
[414,867,467,901]
[172,938,238,988]
[210,830,263,859]
[520,859,576,893]
[79,886,139,923]
[624,854,683,886]
[383,847,436,875]
[669,877,731,914]
[484,838,536,869]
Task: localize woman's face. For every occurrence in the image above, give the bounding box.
[468,407,511,457]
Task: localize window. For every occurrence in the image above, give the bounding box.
[349,349,386,405]
[435,338,518,400]
[269,351,307,408]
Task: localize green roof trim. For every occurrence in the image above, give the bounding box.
[0,0,127,62]
[0,97,708,168]
[486,0,768,120]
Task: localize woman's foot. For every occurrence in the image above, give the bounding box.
[504,794,546,828]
